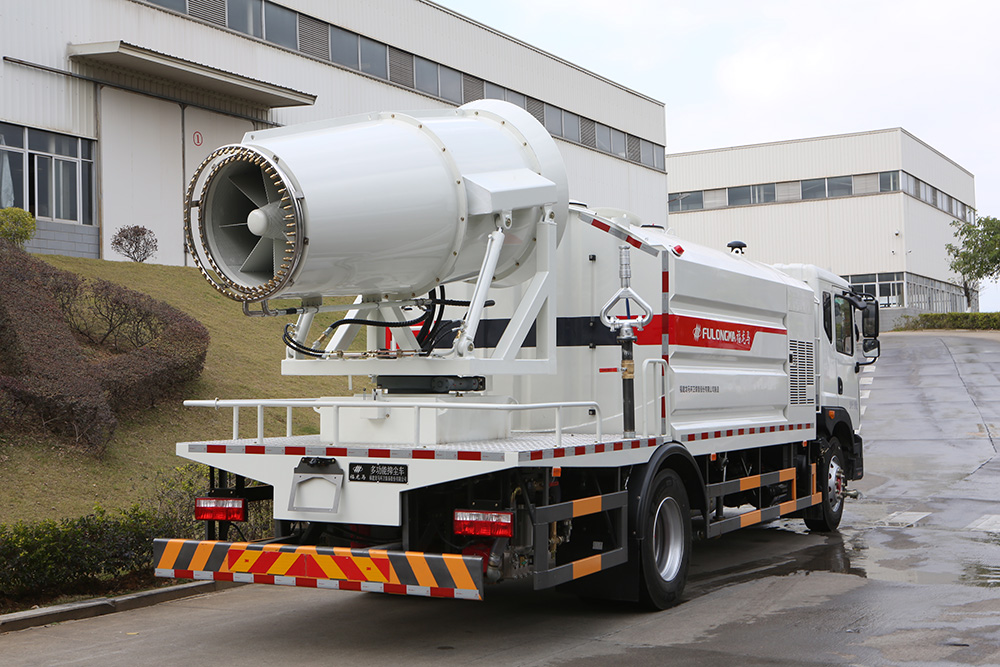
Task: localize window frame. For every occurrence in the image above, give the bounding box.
[833,294,854,356]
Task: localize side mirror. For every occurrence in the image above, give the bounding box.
[862,338,880,358]
[862,302,879,338]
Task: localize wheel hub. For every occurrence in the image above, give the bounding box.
[652,496,684,581]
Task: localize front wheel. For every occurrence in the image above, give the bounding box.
[639,469,691,609]
[805,437,846,532]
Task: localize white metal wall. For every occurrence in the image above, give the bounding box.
[667,193,911,277]
[1,0,666,266]
[286,0,665,141]
[900,130,976,206]
[99,88,185,264]
[667,129,906,193]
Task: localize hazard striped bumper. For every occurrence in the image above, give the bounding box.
[153,539,484,600]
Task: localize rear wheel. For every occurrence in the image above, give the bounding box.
[805,437,846,532]
[639,469,691,609]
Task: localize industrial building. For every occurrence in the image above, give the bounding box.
[0,1,976,324]
[666,129,977,325]
[0,0,666,265]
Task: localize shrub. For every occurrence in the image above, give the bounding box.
[0,207,36,247]
[0,239,209,450]
[896,312,1000,331]
[110,225,158,263]
[0,506,173,598]
[0,240,114,453]
[0,467,275,603]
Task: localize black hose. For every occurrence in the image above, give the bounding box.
[282,309,431,357]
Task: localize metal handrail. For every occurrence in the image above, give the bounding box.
[185,398,603,447]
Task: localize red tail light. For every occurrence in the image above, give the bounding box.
[453,510,513,537]
[195,497,247,522]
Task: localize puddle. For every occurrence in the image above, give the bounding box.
[961,562,1000,588]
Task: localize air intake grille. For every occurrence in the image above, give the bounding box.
[188,0,225,25]
[389,47,413,87]
[462,74,483,102]
[298,14,330,60]
[789,340,815,405]
[526,97,544,125]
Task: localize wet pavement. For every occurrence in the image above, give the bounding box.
[2,331,999,665]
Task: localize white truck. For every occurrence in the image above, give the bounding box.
[154,100,880,608]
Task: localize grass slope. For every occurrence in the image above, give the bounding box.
[0,256,368,524]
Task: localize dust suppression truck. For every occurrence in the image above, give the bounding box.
[154,100,880,608]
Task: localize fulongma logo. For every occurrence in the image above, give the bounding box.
[693,324,702,341]
[702,327,739,343]
[353,464,363,474]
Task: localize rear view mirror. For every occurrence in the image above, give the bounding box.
[863,338,880,356]
[862,302,879,338]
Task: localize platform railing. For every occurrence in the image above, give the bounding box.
[184,398,603,447]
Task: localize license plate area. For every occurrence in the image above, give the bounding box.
[349,463,408,484]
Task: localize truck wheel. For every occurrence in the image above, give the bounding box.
[639,468,691,609]
[805,437,845,532]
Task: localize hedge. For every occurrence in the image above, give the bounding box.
[0,241,115,450]
[0,465,274,603]
[896,312,1000,331]
[0,507,173,598]
[0,239,209,452]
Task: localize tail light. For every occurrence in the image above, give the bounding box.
[195,497,247,522]
[453,510,513,537]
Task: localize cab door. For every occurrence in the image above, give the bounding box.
[819,291,861,424]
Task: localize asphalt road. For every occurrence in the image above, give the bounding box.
[3,331,999,666]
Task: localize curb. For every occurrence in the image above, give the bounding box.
[0,580,241,634]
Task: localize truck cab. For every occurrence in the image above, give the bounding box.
[773,264,879,482]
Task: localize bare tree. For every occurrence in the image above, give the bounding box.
[111,225,158,263]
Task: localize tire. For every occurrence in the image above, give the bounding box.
[805,437,846,532]
[639,468,692,609]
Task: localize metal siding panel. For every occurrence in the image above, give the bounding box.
[669,194,910,278]
[100,88,185,265]
[559,142,667,227]
[899,131,976,207]
[283,0,664,140]
[667,129,906,192]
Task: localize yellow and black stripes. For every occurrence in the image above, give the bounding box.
[153,539,484,600]
[532,491,629,589]
[705,464,822,537]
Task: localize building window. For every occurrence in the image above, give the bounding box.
[2,124,94,225]
[669,191,703,212]
[263,1,297,49]
[562,111,580,143]
[879,170,899,192]
[359,36,388,79]
[611,129,627,159]
[728,185,751,207]
[414,56,438,96]
[227,0,262,38]
[827,175,852,198]
[484,82,505,100]
[727,183,776,206]
[330,25,359,68]
[544,103,562,136]
[439,66,463,104]
[505,90,526,109]
[148,0,187,12]
[801,178,826,200]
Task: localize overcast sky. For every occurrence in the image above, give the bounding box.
[435,0,1000,309]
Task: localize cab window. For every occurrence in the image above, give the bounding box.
[823,292,832,343]
[834,295,853,356]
